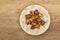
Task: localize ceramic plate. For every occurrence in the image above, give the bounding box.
[20,5,50,35]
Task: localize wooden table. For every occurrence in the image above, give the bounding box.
[0,0,60,40]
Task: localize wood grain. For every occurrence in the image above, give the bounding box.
[0,0,60,40]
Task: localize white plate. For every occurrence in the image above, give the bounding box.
[20,5,50,35]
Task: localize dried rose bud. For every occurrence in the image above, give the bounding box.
[40,20,45,25]
[34,9,39,15]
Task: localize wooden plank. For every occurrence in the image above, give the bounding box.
[0,0,60,40]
